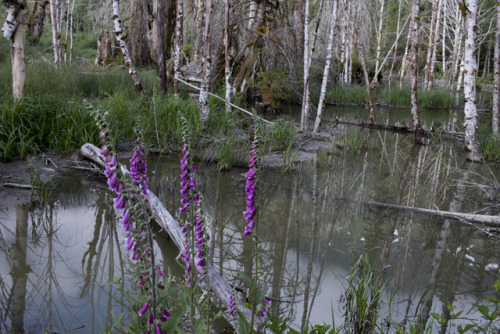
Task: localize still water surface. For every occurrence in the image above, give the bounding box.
[1,107,499,333]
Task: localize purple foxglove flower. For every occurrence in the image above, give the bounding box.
[125,235,134,251]
[139,279,147,286]
[155,325,162,334]
[113,195,126,210]
[148,314,154,324]
[130,249,140,263]
[107,173,119,191]
[162,310,172,317]
[138,301,149,317]
[100,146,109,157]
[109,155,117,168]
[99,131,105,141]
[228,292,237,316]
[179,205,188,214]
[156,267,163,277]
[104,165,113,178]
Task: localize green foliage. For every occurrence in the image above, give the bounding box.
[419,89,455,109]
[217,138,235,171]
[0,95,99,161]
[254,70,292,108]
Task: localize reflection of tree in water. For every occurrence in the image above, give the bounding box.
[0,178,131,333]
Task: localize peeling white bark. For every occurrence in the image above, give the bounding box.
[493,1,500,133]
[112,0,143,93]
[373,0,385,81]
[49,0,61,64]
[174,0,183,97]
[410,0,422,143]
[224,0,232,113]
[2,0,25,100]
[199,0,212,125]
[462,0,482,162]
[1,3,19,40]
[313,0,338,134]
[300,0,310,131]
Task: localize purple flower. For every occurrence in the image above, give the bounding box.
[148,314,154,324]
[139,279,147,286]
[156,267,163,277]
[243,140,258,236]
[100,145,109,157]
[228,291,237,316]
[138,301,149,317]
[107,173,119,192]
[113,194,126,210]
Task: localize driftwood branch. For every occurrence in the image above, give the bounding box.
[368,200,500,226]
[80,143,254,325]
[0,182,37,190]
[177,77,275,126]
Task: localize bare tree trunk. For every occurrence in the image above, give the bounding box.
[224,0,232,112]
[493,1,500,134]
[426,0,443,90]
[49,0,61,64]
[462,0,482,162]
[399,26,410,87]
[373,0,385,82]
[2,0,25,100]
[174,0,183,96]
[112,0,144,93]
[300,0,310,131]
[424,0,440,89]
[34,0,48,44]
[193,0,205,61]
[442,0,447,76]
[313,0,338,134]
[410,0,422,143]
[294,0,305,59]
[389,0,403,80]
[68,0,75,65]
[199,0,212,125]
[155,0,167,94]
[95,29,111,67]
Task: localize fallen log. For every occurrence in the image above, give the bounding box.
[1,182,37,190]
[367,200,500,226]
[322,117,464,140]
[80,143,254,326]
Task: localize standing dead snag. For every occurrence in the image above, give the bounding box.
[173,0,183,97]
[154,0,166,94]
[111,0,144,94]
[462,0,483,162]
[199,0,212,125]
[493,1,500,134]
[2,0,25,100]
[410,0,422,144]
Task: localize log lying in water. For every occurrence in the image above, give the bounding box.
[367,200,500,226]
[323,118,464,140]
[80,143,253,325]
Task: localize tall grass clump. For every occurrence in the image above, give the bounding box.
[338,128,368,152]
[326,85,367,104]
[384,86,411,106]
[0,95,99,161]
[480,133,500,162]
[261,121,296,152]
[419,89,455,109]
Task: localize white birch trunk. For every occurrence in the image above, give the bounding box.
[49,0,61,64]
[462,0,482,162]
[174,0,184,97]
[69,0,75,65]
[373,0,385,82]
[313,0,338,134]
[410,0,422,143]
[63,0,70,62]
[426,0,443,90]
[300,0,310,131]
[389,0,403,79]
[424,0,439,89]
[442,0,447,76]
[493,1,500,134]
[2,0,25,100]
[399,28,410,87]
[339,0,347,86]
[199,0,212,125]
[457,51,464,92]
[194,0,205,61]
[224,0,232,112]
[112,0,143,93]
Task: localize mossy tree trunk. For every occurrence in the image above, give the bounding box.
[174,0,183,96]
[199,0,212,125]
[154,0,167,94]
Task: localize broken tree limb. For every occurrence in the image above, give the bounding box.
[1,183,37,190]
[177,77,275,126]
[80,143,255,326]
[368,200,500,226]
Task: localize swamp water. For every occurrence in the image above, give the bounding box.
[1,107,500,333]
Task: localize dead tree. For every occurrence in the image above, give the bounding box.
[2,0,25,100]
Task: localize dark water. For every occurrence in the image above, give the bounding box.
[1,106,499,333]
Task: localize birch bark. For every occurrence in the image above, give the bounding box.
[424,0,439,89]
[49,0,61,64]
[2,0,25,100]
[493,1,500,133]
[300,0,310,131]
[199,0,212,125]
[426,0,443,90]
[313,0,338,134]
[462,0,482,162]
[224,0,232,112]
[193,0,205,61]
[174,0,183,96]
[112,0,143,93]
[410,0,422,143]
[373,0,385,82]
